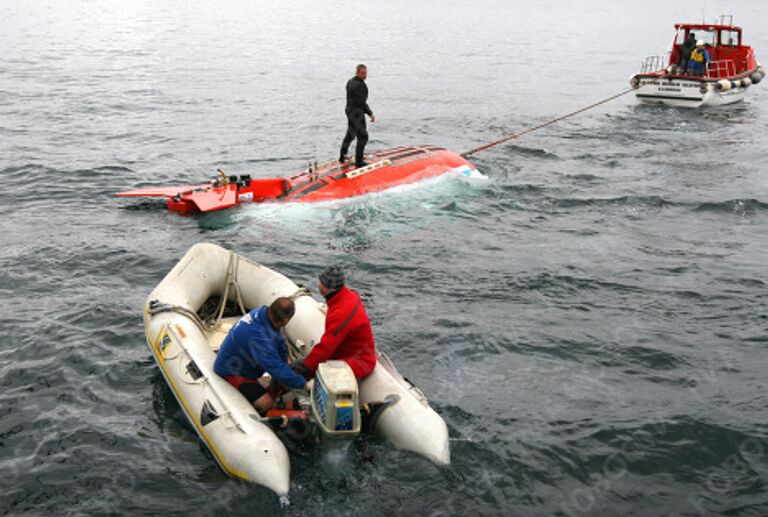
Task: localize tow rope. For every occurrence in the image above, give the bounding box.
[461,89,633,158]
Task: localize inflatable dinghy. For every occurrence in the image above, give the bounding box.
[118,145,477,215]
[143,243,450,495]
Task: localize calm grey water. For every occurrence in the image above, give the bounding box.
[2,0,768,515]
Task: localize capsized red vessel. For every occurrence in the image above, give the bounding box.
[116,145,478,215]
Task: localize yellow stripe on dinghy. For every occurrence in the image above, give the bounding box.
[143,309,249,480]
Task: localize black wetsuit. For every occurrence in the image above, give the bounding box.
[339,76,373,166]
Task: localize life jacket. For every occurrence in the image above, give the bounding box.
[690,48,707,63]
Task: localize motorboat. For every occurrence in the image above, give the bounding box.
[630,16,764,107]
[118,145,478,215]
[143,243,450,495]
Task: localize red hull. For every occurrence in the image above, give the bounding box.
[116,145,477,215]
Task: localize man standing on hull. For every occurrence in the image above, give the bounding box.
[340,64,376,168]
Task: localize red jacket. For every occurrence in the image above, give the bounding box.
[304,286,377,379]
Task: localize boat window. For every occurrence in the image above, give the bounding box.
[696,30,717,46]
[674,29,687,44]
[720,30,739,46]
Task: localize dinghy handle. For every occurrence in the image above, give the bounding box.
[378,352,429,405]
[164,324,249,433]
[362,394,401,433]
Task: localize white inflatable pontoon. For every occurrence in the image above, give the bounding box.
[142,243,450,496]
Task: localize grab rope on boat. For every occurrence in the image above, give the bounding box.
[148,251,248,331]
[216,251,248,324]
[148,301,208,331]
[461,89,633,158]
[289,287,313,300]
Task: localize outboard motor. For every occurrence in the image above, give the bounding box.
[310,361,361,437]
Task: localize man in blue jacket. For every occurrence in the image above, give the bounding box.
[214,297,308,412]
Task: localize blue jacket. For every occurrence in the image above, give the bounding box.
[213,306,306,390]
[688,48,711,70]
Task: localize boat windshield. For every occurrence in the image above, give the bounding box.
[676,28,717,46]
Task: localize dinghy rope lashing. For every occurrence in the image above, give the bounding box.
[214,251,248,325]
[148,301,208,332]
[147,251,249,332]
[289,286,313,300]
[461,89,633,158]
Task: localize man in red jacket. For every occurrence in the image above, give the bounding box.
[295,265,377,380]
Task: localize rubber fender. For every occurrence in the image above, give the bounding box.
[629,75,640,89]
[732,80,742,88]
[750,72,762,84]
[717,79,732,91]
[741,77,752,88]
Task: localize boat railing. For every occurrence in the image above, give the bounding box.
[716,14,734,26]
[706,59,736,79]
[639,55,667,74]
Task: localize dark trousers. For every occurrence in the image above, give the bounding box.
[340,112,368,165]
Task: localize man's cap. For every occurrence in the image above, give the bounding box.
[696,40,705,47]
[319,265,345,290]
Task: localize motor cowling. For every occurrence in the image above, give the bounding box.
[310,361,361,437]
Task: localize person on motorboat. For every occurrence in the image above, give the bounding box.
[213,297,309,412]
[678,32,697,73]
[687,40,711,76]
[292,265,377,381]
[339,64,376,169]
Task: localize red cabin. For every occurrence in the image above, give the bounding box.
[668,22,757,78]
[630,16,764,107]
